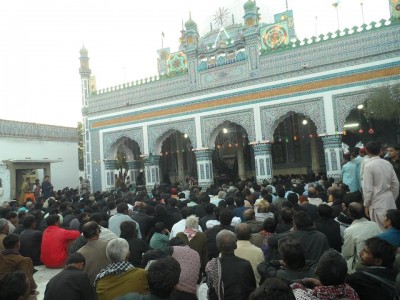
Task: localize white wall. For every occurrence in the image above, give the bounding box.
[0,137,79,202]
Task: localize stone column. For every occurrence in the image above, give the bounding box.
[194,149,214,189]
[322,135,343,181]
[145,155,161,190]
[104,159,116,187]
[252,143,273,184]
[127,161,142,185]
[237,134,246,181]
[310,137,320,174]
[176,134,185,182]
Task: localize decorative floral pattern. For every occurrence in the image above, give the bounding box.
[103,128,144,159]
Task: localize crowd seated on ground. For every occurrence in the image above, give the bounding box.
[0,142,399,300]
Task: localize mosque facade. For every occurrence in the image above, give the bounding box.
[79,0,400,192]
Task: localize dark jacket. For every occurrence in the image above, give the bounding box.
[257,260,317,285]
[314,218,343,252]
[269,227,330,263]
[44,266,96,300]
[205,224,235,260]
[125,237,150,268]
[19,229,43,266]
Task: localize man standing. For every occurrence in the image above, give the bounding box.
[44,253,96,300]
[205,230,256,300]
[342,152,360,192]
[19,177,31,205]
[363,141,399,231]
[0,218,9,252]
[386,144,400,207]
[42,175,54,200]
[77,221,110,286]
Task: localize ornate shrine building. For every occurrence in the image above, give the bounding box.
[79,0,400,192]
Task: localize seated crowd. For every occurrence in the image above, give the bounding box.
[0,144,400,300]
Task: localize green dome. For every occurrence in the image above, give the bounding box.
[243,0,256,11]
[185,17,198,30]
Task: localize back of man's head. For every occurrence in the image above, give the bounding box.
[366,141,382,156]
[148,257,181,298]
[249,278,295,300]
[216,229,237,253]
[287,193,299,205]
[3,233,19,250]
[22,214,36,229]
[293,211,312,230]
[66,252,86,265]
[348,202,364,220]
[116,202,128,214]
[317,204,333,219]
[219,208,233,226]
[276,186,285,198]
[316,249,347,286]
[243,209,255,221]
[81,221,99,239]
[263,218,277,233]
[235,223,251,241]
[46,214,60,226]
[278,237,305,270]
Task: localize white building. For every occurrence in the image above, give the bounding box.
[0,119,79,203]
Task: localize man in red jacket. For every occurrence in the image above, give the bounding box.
[41,214,80,268]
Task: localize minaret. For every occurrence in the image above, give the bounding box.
[79,46,92,184]
[243,0,260,28]
[183,13,200,87]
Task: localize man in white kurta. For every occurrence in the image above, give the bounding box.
[363,141,399,231]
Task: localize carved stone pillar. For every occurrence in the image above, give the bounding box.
[194,149,214,189]
[322,135,343,181]
[252,143,273,184]
[145,155,161,190]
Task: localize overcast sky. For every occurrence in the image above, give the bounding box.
[0,0,390,127]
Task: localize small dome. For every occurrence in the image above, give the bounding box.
[80,46,88,55]
[243,0,256,11]
[185,17,198,30]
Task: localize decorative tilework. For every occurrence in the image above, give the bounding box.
[330,149,338,171]
[103,128,144,159]
[325,152,330,172]
[260,159,265,176]
[261,98,325,141]
[200,165,205,180]
[266,157,271,176]
[90,131,101,192]
[148,119,196,154]
[205,163,210,179]
[199,62,248,88]
[332,89,376,131]
[201,110,255,149]
[0,119,77,142]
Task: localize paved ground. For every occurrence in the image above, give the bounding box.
[33,265,63,300]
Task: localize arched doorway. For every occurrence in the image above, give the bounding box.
[107,137,143,188]
[212,122,254,184]
[272,113,324,176]
[159,131,196,185]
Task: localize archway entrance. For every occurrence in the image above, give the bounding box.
[272,113,324,176]
[159,131,196,185]
[213,122,254,184]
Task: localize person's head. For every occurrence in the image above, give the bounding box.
[235,197,245,207]
[235,223,251,241]
[219,208,233,226]
[3,233,20,250]
[180,207,192,219]
[243,209,255,221]
[44,175,50,181]
[106,238,130,263]
[249,278,295,300]
[384,209,400,230]
[46,214,60,226]
[387,145,399,160]
[120,221,137,239]
[317,204,333,219]
[147,257,181,298]
[348,202,364,220]
[276,186,285,198]
[280,207,293,224]
[6,211,18,226]
[360,237,396,268]
[89,212,103,224]
[66,253,86,270]
[292,211,312,230]
[218,191,226,200]
[316,249,348,286]
[365,141,382,156]
[287,193,299,206]
[169,237,185,246]
[331,188,346,202]
[81,221,100,239]
[117,202,129,214]
[22,214,36,229]
[0,271,31,300]
[278,237,305,270]
[307,187,317,197]
[263,217,277,233]
[185,215,199,230]
[0,218,9,234]
[216,229,237,253]
[205,203,215,215]
[154,222,166,233]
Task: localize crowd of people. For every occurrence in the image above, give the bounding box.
[0,141,399,300]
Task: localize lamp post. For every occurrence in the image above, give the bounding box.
[332,1,340,31]
[360,0,365,24]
